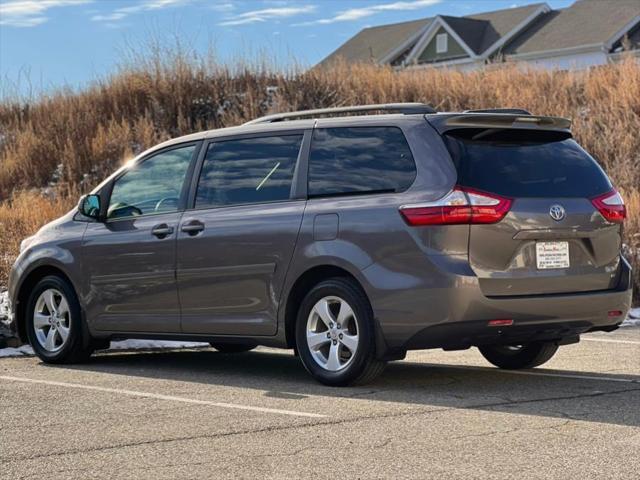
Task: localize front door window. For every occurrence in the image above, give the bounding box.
[108,145,196,219]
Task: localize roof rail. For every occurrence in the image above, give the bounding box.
[244,103,437,125]
[463,108,532,115]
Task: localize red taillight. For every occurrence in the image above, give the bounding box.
[399,186,512,226]
[488,319,514,327]
[591,190,626,224]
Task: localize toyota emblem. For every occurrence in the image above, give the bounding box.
[549,204,566,221]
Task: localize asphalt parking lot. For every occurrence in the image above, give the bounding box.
[1,327,639,480]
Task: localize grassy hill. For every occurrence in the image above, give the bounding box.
[0,54,638,301]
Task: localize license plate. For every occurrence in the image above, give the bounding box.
[536,241,570,269]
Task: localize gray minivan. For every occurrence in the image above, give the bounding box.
[8,104,632,386]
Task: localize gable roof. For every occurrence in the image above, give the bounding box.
[320,17,432,66]
[464,3,549,53]
[503,0,640,55]
[439,16,489,55]
[321,3,548,66]
[404,4,548,65]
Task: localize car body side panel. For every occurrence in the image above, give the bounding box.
[81,212,183,333]
[177,200,306,336]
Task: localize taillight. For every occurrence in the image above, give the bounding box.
[591,189,626,224]
[399,186,512,226]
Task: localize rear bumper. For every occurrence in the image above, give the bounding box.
[404,317,622,351]
[368,254,633,352]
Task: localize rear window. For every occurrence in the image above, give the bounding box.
[444,130,611,198]
[308,127,416,198]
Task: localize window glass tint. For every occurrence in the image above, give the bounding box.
[444,133,611,198]
[108,145,195,219]
[195,135,302,208]
[308,127,416,197]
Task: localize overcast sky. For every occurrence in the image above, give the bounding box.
[0,0,574,97]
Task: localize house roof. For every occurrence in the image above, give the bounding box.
[503,0,640,55]
[319,0,640,67]
[439,16,489,55]
[319,17,432,65]
[464,3,548,53]
[320,3,547,65]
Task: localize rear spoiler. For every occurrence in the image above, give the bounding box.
[426,113,572,135]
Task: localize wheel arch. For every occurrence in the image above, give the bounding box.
[14,265,77,343]
[283,264,368,349]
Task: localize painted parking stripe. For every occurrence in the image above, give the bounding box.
[0,375,326,418]
[416,364,640,383]
[582,337,640,345]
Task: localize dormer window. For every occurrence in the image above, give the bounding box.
[436,33,448,53]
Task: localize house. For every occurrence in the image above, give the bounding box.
[320,0,640,71]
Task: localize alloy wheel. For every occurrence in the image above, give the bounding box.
[33,289,71,353]
[306,296,359,371]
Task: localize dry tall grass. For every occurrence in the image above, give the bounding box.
[0,53,638,301]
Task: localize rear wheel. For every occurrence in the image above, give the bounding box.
[210,343,256,353]
[295,278,385,386]
[479,342,559,369]
[26,276,94,364]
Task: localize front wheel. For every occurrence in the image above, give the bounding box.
[26,275,94,364]
[478,342,559,369]
[295,278,385,386]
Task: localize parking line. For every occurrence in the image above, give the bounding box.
[582,337,640,345]
[0,375,326,419]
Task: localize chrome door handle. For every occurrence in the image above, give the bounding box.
[151,224,174,239]
[181,220,204,236]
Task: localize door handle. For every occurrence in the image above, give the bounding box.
[151,224,174,239]
[181,220,204,236]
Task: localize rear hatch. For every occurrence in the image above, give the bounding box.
[431,114,625,296]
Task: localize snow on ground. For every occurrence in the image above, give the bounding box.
[0,340,208,358]
[624,307,640,327]
[0,344,33,358]
[106,339,209,350]
[0,289,9,327]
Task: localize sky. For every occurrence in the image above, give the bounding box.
[0,0,575,97]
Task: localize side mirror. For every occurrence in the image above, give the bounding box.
[78,194,102,221]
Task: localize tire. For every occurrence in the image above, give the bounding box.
[210,343,256,353]
[26,275,94,364]
[295,277,386,386]
[479,341,559,369]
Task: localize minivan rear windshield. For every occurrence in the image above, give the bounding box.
[444,129,612,198]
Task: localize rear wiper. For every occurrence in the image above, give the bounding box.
[471,128,502,141]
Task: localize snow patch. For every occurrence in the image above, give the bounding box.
[0,344,33,357]
[107,340,209,351]
[0,340,208,358]
[623,307,640,327]
[0,289,9,327]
